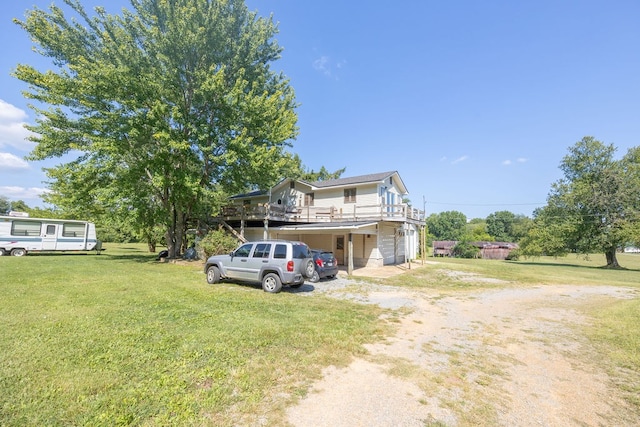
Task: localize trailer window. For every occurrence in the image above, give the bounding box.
[63,223,85,237]
[11,220,41,236]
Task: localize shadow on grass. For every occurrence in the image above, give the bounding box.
[207,279,316,294]
[99,252,159,264]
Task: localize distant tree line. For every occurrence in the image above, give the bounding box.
[426,137,640,268]
[425,210,532,246]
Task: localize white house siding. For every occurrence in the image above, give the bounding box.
[299,234,333,251]
[311,184,380,210]
[244,229,267,241]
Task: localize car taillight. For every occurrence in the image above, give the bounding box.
[315,258,324,268]
[287,260,294,272]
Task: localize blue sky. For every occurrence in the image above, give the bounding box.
[1,1,639,219]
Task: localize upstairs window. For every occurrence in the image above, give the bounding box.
[344,188,356,203]
[305,193,314,206]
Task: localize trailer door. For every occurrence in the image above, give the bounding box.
[42,224,57,250]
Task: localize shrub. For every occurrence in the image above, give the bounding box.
[197,229,239,258]
[506,248,520,261]
[452,241,480,259]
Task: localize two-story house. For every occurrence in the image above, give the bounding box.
[217,171,425,273]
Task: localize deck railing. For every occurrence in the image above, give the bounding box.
[220,203,425,224]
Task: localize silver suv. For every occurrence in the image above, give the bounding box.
[204,240,315,293]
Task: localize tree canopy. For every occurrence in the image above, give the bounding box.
[486,210,532,242]
[425,210,467,242]
[520,136,640,268]
[14,0,300,257]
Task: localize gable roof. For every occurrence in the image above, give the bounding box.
[309,171,407,193]
[230,171,408,199]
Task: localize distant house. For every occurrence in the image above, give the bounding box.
[217,171,425,273]
[432,241,518,260]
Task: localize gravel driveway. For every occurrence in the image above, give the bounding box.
[286,272,639,426]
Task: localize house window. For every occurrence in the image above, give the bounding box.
[344,188,356,203]
[305,192,314,206]
[290,181,295,189]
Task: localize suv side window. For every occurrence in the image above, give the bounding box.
[273,244,287,259]
[253,243,271,258]
[234,243,253,257]
[292,244,310,259]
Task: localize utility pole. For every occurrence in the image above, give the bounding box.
[422,196,427,264]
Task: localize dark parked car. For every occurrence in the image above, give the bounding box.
[309,249,339,282]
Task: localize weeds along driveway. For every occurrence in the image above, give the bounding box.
[287,274,640,427]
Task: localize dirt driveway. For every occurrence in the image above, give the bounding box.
[287,269,639,426]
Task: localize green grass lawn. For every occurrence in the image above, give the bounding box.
[0,244,386,426]
[392,252,640,289]
[1,246,639,425]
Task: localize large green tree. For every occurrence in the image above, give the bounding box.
[0,196,10,214]
[425,210,467,242]
[486,210,532,242]
[521,136,640,268]
[14,0,299,257]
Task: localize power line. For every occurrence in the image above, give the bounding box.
[428,201,546,207]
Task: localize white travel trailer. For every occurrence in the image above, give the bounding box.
[0,215,102,256]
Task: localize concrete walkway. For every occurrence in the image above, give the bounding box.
[338,260,430,279]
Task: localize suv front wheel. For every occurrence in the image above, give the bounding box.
[206,265,221,284]
[262,273,283,293]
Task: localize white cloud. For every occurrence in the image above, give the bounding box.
[0,99,34,151]
[313,55,331,76]
[502,157,528,166]
[451,156,468,164]
[0,152,29,170]
[0,99,28,123]
[0,185,49,200]
[312,55,346,78]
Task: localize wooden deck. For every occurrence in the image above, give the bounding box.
[220,203,425,225]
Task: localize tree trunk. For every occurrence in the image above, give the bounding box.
[166,207,186,259]
[604,247,620,268]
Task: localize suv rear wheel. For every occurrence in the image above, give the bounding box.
[262,273,282,293]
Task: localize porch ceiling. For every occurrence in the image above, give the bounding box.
[273,221,378,233]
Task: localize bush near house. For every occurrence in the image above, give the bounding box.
[198,228,240,258]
